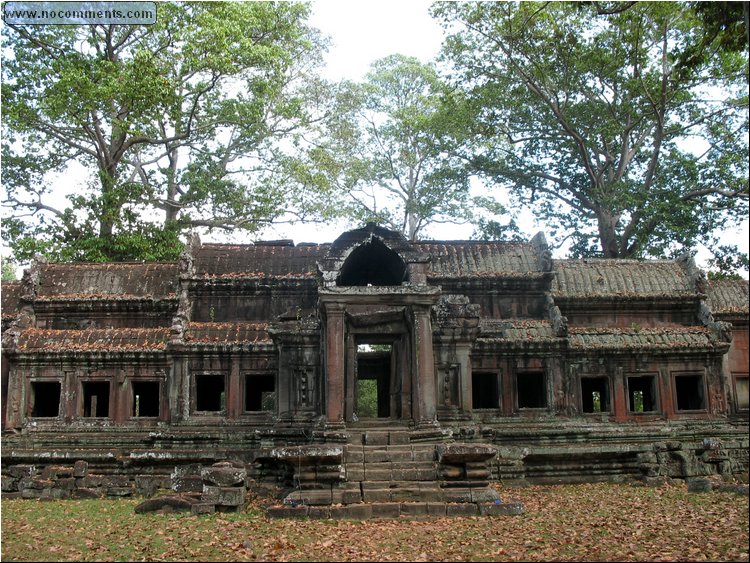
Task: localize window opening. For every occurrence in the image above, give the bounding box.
[581,377,610,413]
[674,374,705,411]
[356,343,391,418]
[735,375,749,410]
[82,381,110,417]
[245,374,275,412]
[472,372,498,409]
[132,381,160,417]
[517,371,546,408]
[31,381,61,417]
[627,376,657,413]
[195,374,225,412]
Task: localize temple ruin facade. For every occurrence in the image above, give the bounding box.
[1,224,748,504]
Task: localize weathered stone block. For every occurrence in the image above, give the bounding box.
[202,485,246,506]
[686,477,712,493]
[191,503,216,515]
[106,487,133,497]
[56,477,76,490]
[135,475,169,497]
[72,488,103,499]
[371,502,401,518]
[267,505,309,519]
[342,504,373,520]
[446,503,479,517]
[172,476,203,493]
[201,465,247,487]
[437,443,497,463]
[363,432,389,446]
[1,475,18,492]
[307,506,332,519]
[73,460,89,478]
[400,502,429,517]
[7,465,35,479]
[478,501,525,516]
[426,502,447,516]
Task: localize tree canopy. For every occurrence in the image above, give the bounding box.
[2,1,334,262]
[434,1,748,262]
[305,54,507,241]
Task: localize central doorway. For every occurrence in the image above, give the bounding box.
[356,343,392,419]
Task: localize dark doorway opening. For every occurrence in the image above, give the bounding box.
[338,238,407,286]
[675,374,705,411]
[195,374,225,412]
[245,374,275,412]
[627,375,657,412]
[581,377,610,413]
[82,381,110,417]
[472,372,498,409]
[31,381,61,417]
[356,344,391,418]
[132,381,160,417]
[517,371,547,408]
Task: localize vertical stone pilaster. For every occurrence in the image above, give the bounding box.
[325,305,346,424]
[228,355,240,419]
[413,306,436,424]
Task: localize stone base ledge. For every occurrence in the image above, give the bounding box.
[266,500,524,519]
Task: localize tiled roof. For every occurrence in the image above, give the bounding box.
[37,263,178,300]
[17,328,170,352]
[1,281,22,319]
[194,244,327,278]
[416,241,542,277]
[568,326,714,350]
[185,322,272,344]
[479,319,557,341]
[706,279,749,316]
[552,259,693,299]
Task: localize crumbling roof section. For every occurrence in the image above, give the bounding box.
[706,279,749,316]
[568,326,714,350]
[17,328,170,352]
[194,244,327,278]
[1,281,22,319]
[36,263,178,300]
[552,259,694,299]
[185,322,272,344]
[479,319,557,341]
[416,241,542,277]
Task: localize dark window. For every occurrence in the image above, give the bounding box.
[338,237,407,286]
[31,381,61,417]
[472,372,498,409]
[674,374,705,411]
[581,377,610,413]
[82,381,110,417]
[132,381,160,417]
[195,375,225,412]
[627,376,657,413]
[245,374,275,412]
[517,371,546,409]
[735,375,749,410]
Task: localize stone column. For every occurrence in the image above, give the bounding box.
[325,305,346,425]
[413,305,437,425]
[228,355,240,418]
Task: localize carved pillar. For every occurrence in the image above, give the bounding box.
[325,305,346,424]
[413,305,436,424]
[228,355,241,418]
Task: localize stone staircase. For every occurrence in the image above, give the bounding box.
[269,424,523,517]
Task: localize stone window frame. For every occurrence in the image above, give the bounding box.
[671,370,708,413]
[78,377,113,419]
[26,378,63,420]
[579,374,613,415]
[625,373,660,415]
[129,378,163,419]
[731,372,749,412]
[191,372,227,415]
[241,371,276,415]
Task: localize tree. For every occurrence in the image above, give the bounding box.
[307,54,506,241]
[434,1,748,262]
[2,1,333,262]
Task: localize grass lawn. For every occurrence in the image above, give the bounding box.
[1,481,748,562]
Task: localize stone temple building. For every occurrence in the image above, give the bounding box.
[1,224,748,506]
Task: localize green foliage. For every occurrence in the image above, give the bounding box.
[434,1,748,268]
[356,379,379,418]
[2,2,330,262]
[307,54,502,241]
[1,255,18,281]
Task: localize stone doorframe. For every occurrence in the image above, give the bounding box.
[320,287,441,427]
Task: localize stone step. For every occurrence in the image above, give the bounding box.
[343,444,436,464]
